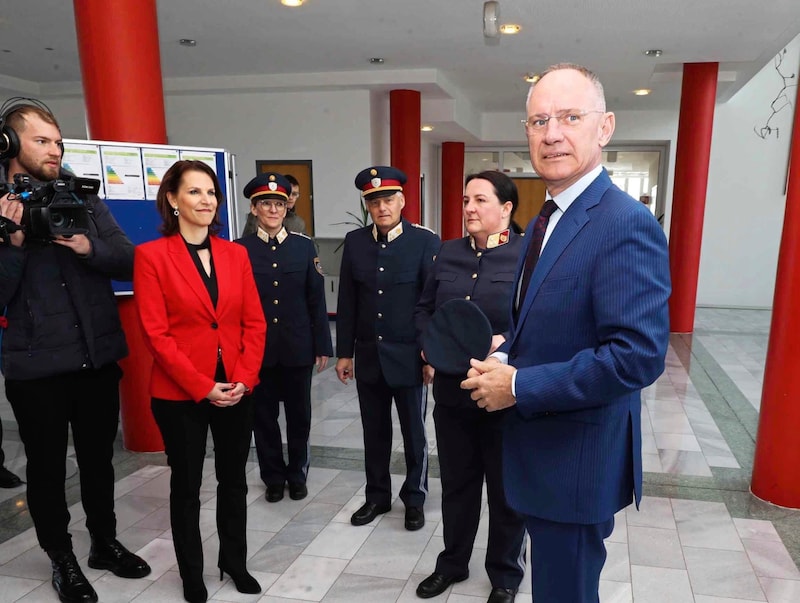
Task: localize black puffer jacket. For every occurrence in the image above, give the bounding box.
[0,167,133,380]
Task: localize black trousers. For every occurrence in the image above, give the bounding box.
[151,396,253,580]
[356,376,428,508]
[252,364,313,486]
[433,403,526,589]
[5,363,122,553]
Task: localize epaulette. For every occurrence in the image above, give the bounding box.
[290,231,313,240]
[412,223,436,234]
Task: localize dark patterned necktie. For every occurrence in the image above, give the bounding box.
[518,199,558,306]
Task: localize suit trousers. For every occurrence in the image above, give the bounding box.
[525,514,615,603]
[356,376,428,508]
[151,396,253,580]
[5,363,122,553]
[252,364,313,486]
[433,403,526,588]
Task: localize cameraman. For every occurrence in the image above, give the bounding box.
[0,103,150,603]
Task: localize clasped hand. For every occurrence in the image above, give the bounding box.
[206,382,246,406]
[460,357,517,411]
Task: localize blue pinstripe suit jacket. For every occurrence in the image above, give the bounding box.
[499,169,671,525]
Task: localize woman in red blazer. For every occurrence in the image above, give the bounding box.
[134,160,266,603]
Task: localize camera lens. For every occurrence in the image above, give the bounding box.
[50,211,67,228]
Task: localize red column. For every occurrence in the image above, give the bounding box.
[73,0,167,143]
[668,63,718,333]
[73,0,166,451]
[751,81,800,509]
[390,90,421,223]
[441,142,465,240]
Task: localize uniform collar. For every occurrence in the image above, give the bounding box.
[470,228,511,250]
[372,220,404,243]
[257,226,288,244]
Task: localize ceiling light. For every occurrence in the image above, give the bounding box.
[633,89,651,96]
[281,0,304,6]
[421,125,434,132]
[643,49,662,57]
[524,73,540,83]
[499,24,521,35]
[179,39,196,47]
[369,57,385,64]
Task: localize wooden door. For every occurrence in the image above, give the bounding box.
[255,160,314,235]
[510,177,547,232]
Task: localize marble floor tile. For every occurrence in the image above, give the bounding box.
[672,499,744,551]
[742,538,800,579]
[630,565,694,603]
[627,525,685,570]
[683,546,766,600]
[267,555,348,601]
[758,576,800,603]
[319,573,406,602]
[304,521,374,560]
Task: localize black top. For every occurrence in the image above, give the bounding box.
[183,235,218,308]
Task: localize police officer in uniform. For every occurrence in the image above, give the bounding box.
[414,171,527,603]
[237,173,332,503]
[336,166,440,531]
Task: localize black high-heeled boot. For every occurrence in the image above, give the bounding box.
[219,565,261,594]
[182,577,208,603]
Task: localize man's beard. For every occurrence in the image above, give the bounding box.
[15,151,60,182]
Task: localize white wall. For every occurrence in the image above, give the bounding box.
[164,90,372,238]
[700,34,800,307]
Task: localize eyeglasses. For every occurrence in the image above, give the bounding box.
[289,191,300,199]
[256,199,287,210]
[522,109,605,133]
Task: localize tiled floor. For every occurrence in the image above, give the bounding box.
[1,307,799,602]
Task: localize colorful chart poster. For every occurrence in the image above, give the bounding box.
[179,149,218,176]
[100,146,146,200]
[61,143,106,197]
[142,148,180,200]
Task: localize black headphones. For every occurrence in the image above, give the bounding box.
[0,97,58,161]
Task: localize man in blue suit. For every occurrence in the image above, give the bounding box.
[462,64,671,602]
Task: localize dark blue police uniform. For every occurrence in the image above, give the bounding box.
[336,218,440,509]
[415,230,527,590]
[237,227,332,488]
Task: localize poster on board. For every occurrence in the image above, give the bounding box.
[142,148,180,200]
[100,146,146,200]
[61,143,105,197]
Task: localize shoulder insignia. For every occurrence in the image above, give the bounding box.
[314,257,324,275]
[290,231,313,240]
[412,223,436,234]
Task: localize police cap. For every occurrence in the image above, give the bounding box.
[354,165,406,200]
[422,298,492,376]
[244,172,292,202]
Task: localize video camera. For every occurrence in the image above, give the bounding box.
[0,173,100,244]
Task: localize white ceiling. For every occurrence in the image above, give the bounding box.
[1,0,799,143]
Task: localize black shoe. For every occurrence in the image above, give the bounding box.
[350,501,391,526]
[416,572,468,598]
[288,482,308,500]
[182,577,208,603]
[219,565,261,594]
[87,537,151,578]
[49,551,98,603]
[0,466,22,488]
[487,587,518,603]
[405,506,425,531]
[266,483,285,503]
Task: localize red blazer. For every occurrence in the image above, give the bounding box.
[134,234,266,402]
